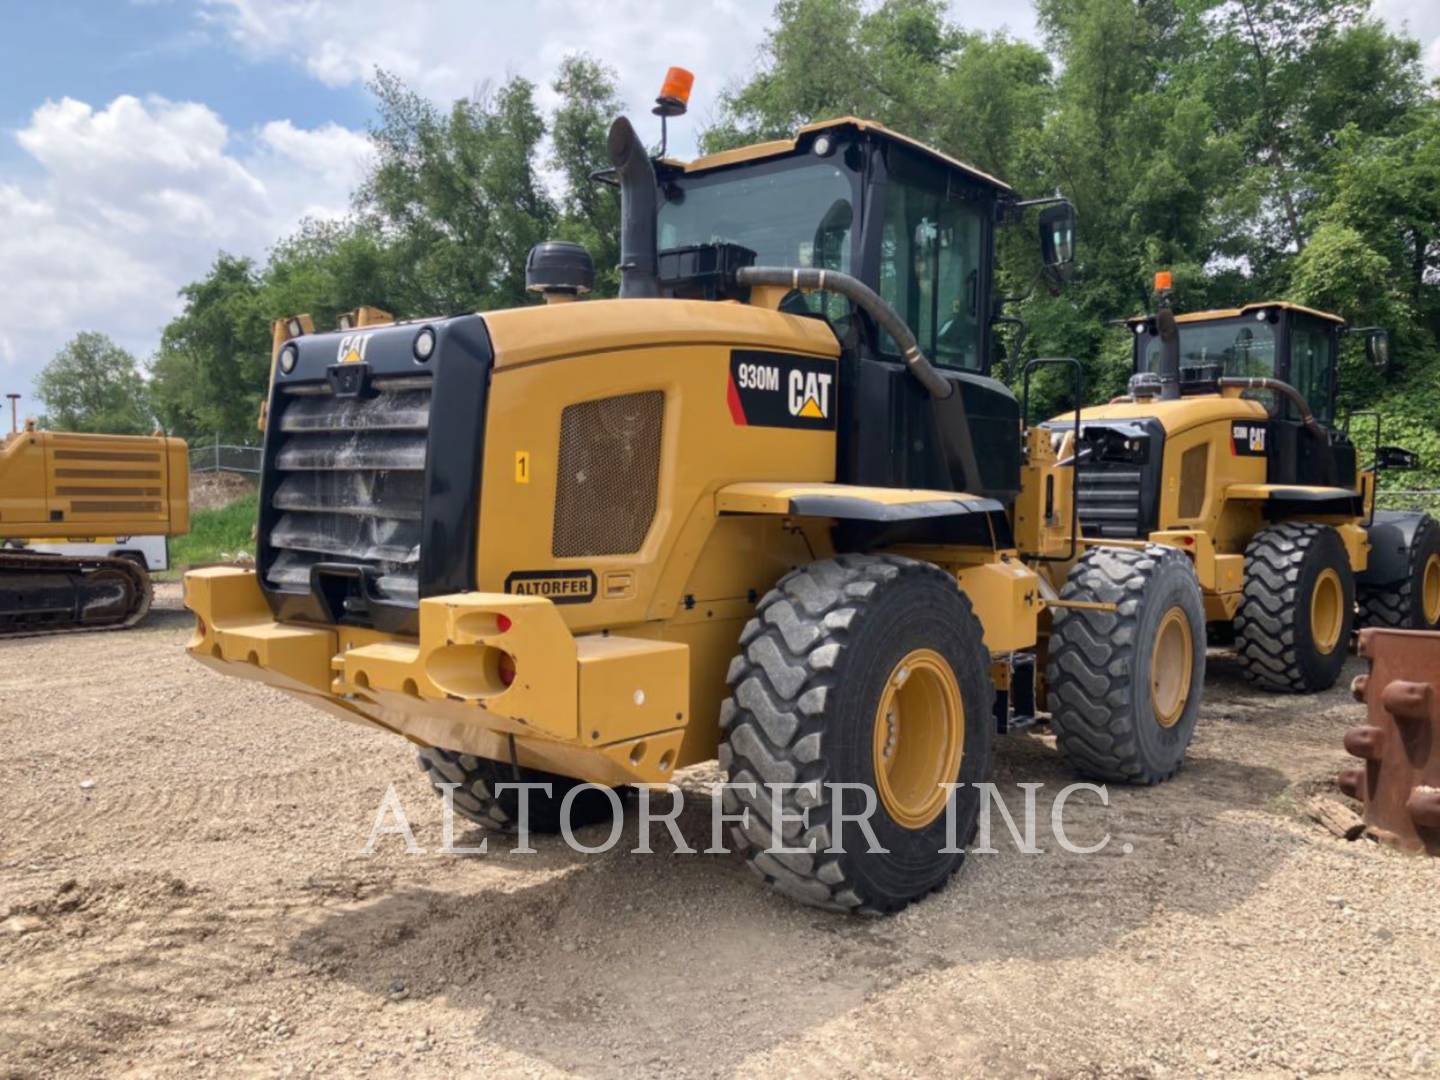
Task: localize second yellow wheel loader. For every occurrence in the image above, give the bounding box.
[184,80,1209,913]
[1051,278,1433,694]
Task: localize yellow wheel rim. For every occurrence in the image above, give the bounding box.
[1150,608,1193,729]
[1423,553,1440,626]
[872,648,964,830]
[1310,568,1344,654]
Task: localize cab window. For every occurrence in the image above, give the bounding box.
[1288,319,1334,423]
[657,157,857,324]
[1140,317,1279,411]
[878,179,985,371]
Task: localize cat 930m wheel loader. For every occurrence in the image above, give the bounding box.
[184,75,1209,914]
[1056,276,1433,695]
[2,417,189,637]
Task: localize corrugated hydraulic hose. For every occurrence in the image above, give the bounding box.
[1218,377,1323,435]
[735,266,955,400]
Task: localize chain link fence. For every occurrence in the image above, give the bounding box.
[189,439,261,476]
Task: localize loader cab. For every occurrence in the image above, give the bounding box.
[1129,302,1355,488]
[657,119,1059,504]
[657,119,1012,375]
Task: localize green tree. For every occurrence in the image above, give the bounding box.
[549,55,624,295]
[149,254,268,442]
[359,70,555,313]
[35,332,152,434]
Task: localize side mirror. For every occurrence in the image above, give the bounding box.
[1375,445,1419,471]
[1039,202,1076,282]
[1364,330,1390,370]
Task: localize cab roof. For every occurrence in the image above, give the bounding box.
[672,116,1013,194]
[1127,301,1345,327]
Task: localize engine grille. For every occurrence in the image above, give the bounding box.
[264,378,431,603]
[552,391,664,557]
[1076,464,1145,539]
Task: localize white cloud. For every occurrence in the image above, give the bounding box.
[1375,0,1440,76]
[4,0,1430,410]
[203,0,777,149]
[0,94,373,407]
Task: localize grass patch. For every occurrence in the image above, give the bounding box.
[164,490,259,578]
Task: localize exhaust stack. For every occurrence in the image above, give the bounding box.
[1154,272,1181,401]
[607,116,660,299]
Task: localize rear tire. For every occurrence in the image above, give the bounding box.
[1047,544,1205,784]
[416,747,618,834]
[718,554,993,915]
[1358,515,1440,630]
[1235,523,1354,692]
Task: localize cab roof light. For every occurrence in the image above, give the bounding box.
[654,67,694,117]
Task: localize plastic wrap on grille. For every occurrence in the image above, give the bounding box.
[272,471,423,520]
[552,391,664,557]
[279,390,430,433]
[274,431,426,471]
[264,379,432,606]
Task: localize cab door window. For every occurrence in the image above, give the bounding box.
[1288,319,1334,424]
[878,180,984,371]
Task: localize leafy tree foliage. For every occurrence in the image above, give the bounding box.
[150,6,1440,475]
[35,332,152,434]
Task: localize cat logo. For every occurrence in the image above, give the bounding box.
[1231,421,1268,456]
[788,369,833,419]
[727,350,837,431]
[336,333,372,364]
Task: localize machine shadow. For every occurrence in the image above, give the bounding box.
[287,736,1294,1075]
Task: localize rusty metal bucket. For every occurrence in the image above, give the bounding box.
[1340,628,1440,855]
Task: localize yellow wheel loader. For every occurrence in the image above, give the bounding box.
[1052,277,1433,695]
[184,83,1209,913]
[1,416,189,636]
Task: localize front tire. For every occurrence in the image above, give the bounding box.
[1047,544,1206,784]
[1358,515,1440,630]
[1235,523,1354,692]
[719,555,994,915]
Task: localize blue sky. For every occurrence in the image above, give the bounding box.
[0,0,1435,413]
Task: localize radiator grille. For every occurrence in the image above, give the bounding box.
[552,391,664,557]
[1076,464,1144,539]
[263,381,431,603]
[1179,444,1209,519]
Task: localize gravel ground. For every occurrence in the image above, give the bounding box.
[1,584,1436,1078]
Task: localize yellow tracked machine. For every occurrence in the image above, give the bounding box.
[1,413,189,636]
[185,72,1212,913]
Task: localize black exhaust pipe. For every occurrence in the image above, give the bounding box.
[607,116,659,299]
[1156,294,1181,401]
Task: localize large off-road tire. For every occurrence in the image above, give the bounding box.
[1358,515,1440,631]
[1047,544,1205,785]
[719,554,993,915]
[1235,522,1354,692]
[416,747,618,834]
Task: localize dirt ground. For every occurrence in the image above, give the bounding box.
[1,585,1436,1078]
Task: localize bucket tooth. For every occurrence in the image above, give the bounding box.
[1379,680,1433,726]
[1407,788,1440,829]
[1350,673,1369,703]
[1337,767,1367,801]
[1340,629,1440,856]
[1342,725,1385,761]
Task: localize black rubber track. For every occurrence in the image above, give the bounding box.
[416,747,618,834]
[718,553,993,915]
[0,551,152,639]
[1358,514,1440,630]
[1046,544,1205,784]
[1234,522,1354,692]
